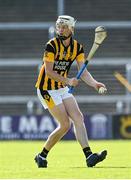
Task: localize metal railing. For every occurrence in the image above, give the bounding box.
[0,21,131,30]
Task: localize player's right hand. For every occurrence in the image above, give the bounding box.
[66,78,79,87]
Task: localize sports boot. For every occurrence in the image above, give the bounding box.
[34,154,48,168]
[86,150,107,167]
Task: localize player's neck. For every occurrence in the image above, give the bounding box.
[62,37,71,47]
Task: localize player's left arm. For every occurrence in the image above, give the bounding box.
[76,60,107,94]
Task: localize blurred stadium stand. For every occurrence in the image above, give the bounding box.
[0,0,131,115]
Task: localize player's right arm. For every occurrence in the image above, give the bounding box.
[44,43,78,87]
[45,61,78,86]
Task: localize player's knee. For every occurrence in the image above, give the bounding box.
[77,111,84,121]
[74,112,84,125]
[60,121,71,133]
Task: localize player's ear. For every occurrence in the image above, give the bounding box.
[71,27,75,35]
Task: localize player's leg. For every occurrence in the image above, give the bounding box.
[35,103,71,168]
[63,96,91,148]
[44,103,71,150]
[63,96,107,167]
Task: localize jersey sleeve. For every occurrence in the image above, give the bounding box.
[43,43,55,62]
[76,44,85,62]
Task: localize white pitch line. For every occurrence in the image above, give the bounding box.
[0,179,130,180]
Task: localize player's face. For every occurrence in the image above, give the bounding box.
[56,24,72,38]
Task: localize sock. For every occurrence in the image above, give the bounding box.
[40,148,49,158]
[83,147,92,158]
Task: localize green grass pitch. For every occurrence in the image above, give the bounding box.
[0,140,131,179]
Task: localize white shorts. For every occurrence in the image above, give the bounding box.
[37,87,73,109]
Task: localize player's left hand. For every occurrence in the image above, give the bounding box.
[95,82,107,94]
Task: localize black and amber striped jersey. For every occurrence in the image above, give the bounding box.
[35,37,85,90]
